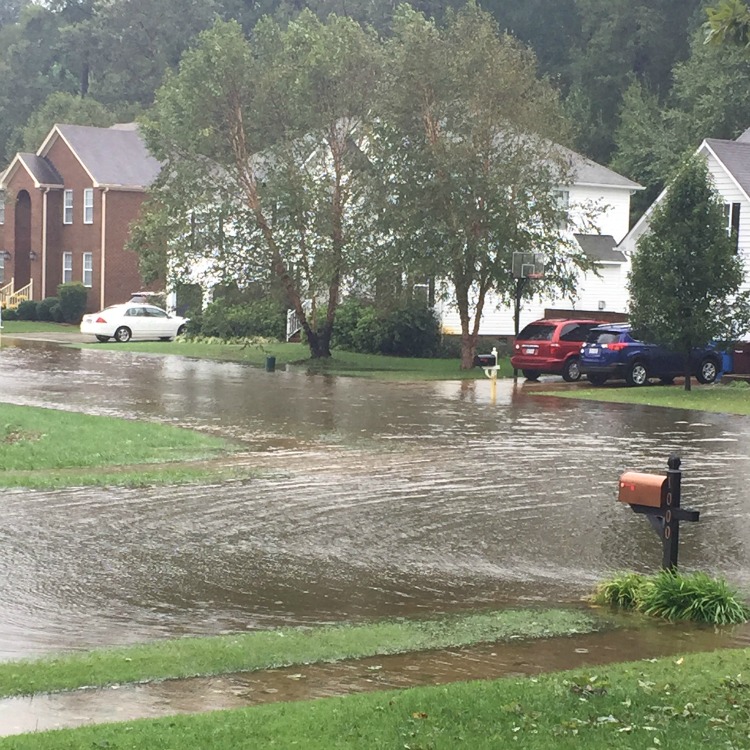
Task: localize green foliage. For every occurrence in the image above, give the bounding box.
[641,570,750,625]
[592,571,647,609]
[15,299,37,321]
[21,91,115,151]
[198,298,285,340]
[593,569,750,624]
[0,306,18,321]
[36,296,60,322]
[332,298,441,357]
[628,154,750,390]
[56,281,88,324]
[705,0,750,48]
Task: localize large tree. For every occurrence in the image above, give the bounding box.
[139,15,382,358]
[372,4,597,368]
[628,155,750,390]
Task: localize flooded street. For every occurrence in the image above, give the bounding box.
[1,337,750,663]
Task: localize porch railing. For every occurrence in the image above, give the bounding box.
[4,280,32,309]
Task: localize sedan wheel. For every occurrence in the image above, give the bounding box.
[696,358,718,384]
[562,358,581,382]
[625,361,649,387]
[95,335,110,343]
[114,326,132,343]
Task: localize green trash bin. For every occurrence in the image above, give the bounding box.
[265,355,276,372]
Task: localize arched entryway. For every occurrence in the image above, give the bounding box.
[14,190,32,288]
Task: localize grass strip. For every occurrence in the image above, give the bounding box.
[5,647,750,749]
[79,339,511,380]
[0,609,598,698]
[539,382,750,415]
[0,403,238,488]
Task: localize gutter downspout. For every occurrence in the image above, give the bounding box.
[41,188,50,299]
[99,188,109,310]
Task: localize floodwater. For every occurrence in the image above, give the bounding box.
[1,336,750,665]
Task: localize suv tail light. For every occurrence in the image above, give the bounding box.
[604,342,629,351]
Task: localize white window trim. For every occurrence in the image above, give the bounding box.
[62,251,73,283]
[0,191,5,225]
[83,189,93,225]
[63,190,73,225]
[83,252,93,287]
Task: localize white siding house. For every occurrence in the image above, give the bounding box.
[438,148,643,337]
[621,132,750,298]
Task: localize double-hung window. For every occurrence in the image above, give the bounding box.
[724,203,741,251]
[554,189,570,231]
[63,190,73,224]
[83,252,93,287]
[63,252,73,283]
[0,190,5,225]
[83,189,94,224]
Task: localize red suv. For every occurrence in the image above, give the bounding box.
[511,318,607,382]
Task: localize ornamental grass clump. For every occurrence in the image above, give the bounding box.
[593,570,750,625]
[592,571,647,610]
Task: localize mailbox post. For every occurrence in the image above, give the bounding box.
[618,454,699,571]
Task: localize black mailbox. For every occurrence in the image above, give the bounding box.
[618,455,699,570]
[473,353,496,368]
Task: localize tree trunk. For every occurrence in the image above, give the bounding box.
[683,354,692,391]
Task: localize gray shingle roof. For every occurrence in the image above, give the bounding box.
[704,138,750,198]
[52,124,161,188]
[574,233,627,263]
[16,154,63,186]
[564,147,642,190]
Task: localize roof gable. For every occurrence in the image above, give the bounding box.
[0,153,63,189]
[38,123,161,189]
[702,138,750,202]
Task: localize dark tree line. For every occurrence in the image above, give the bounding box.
[0,0,742,227]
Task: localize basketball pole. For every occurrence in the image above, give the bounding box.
[512,276,527,381]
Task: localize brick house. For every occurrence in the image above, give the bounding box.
[0,123,160,312]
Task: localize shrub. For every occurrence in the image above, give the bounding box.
[57,282,88,324]
[1,306,18,321]
[592,569,750,625]
[16,299,38,321]
[333,298,441,357]
[37,297,60,322]
[198,298,286,340]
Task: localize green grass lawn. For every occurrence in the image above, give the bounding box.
[0,320,78,333]
[5,647,750,749]
[543,381,750,416]
[0,609,598,698]
[0,402,242,488]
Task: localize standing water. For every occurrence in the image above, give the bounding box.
[0,338,749,660]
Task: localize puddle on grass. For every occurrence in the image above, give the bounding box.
[2,619,750,737]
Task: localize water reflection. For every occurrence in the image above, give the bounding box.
[0,338,749,660]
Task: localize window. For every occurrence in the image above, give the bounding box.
[724,202,741,251]
[83,252,93,287]
[63,252,73,283]
[554,189,570,230]
[63,190,73,224]
[0,253,4,284]
[83,189,93,224]
[0,190,5,224]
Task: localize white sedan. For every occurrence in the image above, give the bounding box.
[80,303,189,343]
